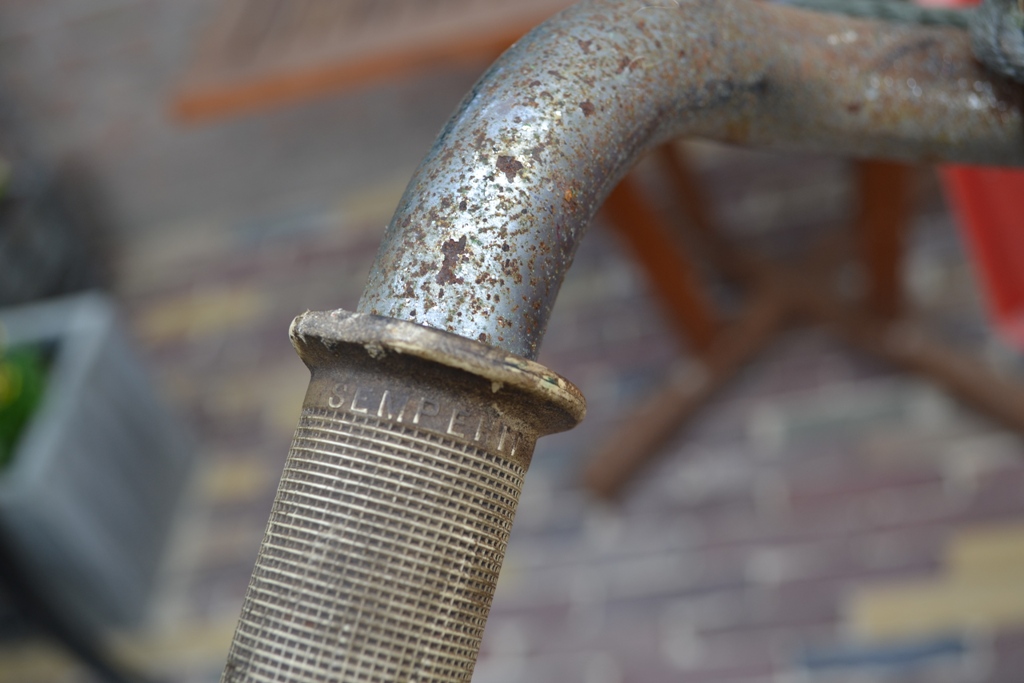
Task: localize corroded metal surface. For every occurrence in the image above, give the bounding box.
[358,0,1024,359]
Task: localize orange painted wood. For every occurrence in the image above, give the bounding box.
[602,175,721,354]
[175,0,573,122]
[855,160,915,320]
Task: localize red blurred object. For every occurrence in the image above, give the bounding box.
[924,0,1024,347]
[943,165,1024,345]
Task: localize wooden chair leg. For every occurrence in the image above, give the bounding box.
[602,174,720,355]
[784,267,1024,435]
[589,147,1024,502]
[582,287,786,499]
[653,143,761,284]
[855,160,915,320]
[652,144,717,237]
[585,151,785,499]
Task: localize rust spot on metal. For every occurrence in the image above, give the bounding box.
[496,155,524,181]
[436,236,467,286]
[501,258,523,285]
[579,101,596,116]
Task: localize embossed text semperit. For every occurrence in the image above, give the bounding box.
[326,383,525,457]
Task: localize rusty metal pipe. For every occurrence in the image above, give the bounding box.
[359,0,1024,359]
[223,2,1024,681]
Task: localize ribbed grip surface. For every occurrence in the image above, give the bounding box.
[222,406,526,682]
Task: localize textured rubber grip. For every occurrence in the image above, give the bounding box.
[221,311,583,682]
[224,408,525,681]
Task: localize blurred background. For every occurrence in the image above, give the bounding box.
[0,0,1023,681]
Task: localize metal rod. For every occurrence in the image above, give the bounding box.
[358,0,1024,359]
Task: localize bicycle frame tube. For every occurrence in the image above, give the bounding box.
[359,0,1024,358]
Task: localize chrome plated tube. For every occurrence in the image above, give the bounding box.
[359,0,1024,359]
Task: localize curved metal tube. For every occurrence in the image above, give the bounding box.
[359,0,1024,359]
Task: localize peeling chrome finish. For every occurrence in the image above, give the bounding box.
[359,0,1024,359]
